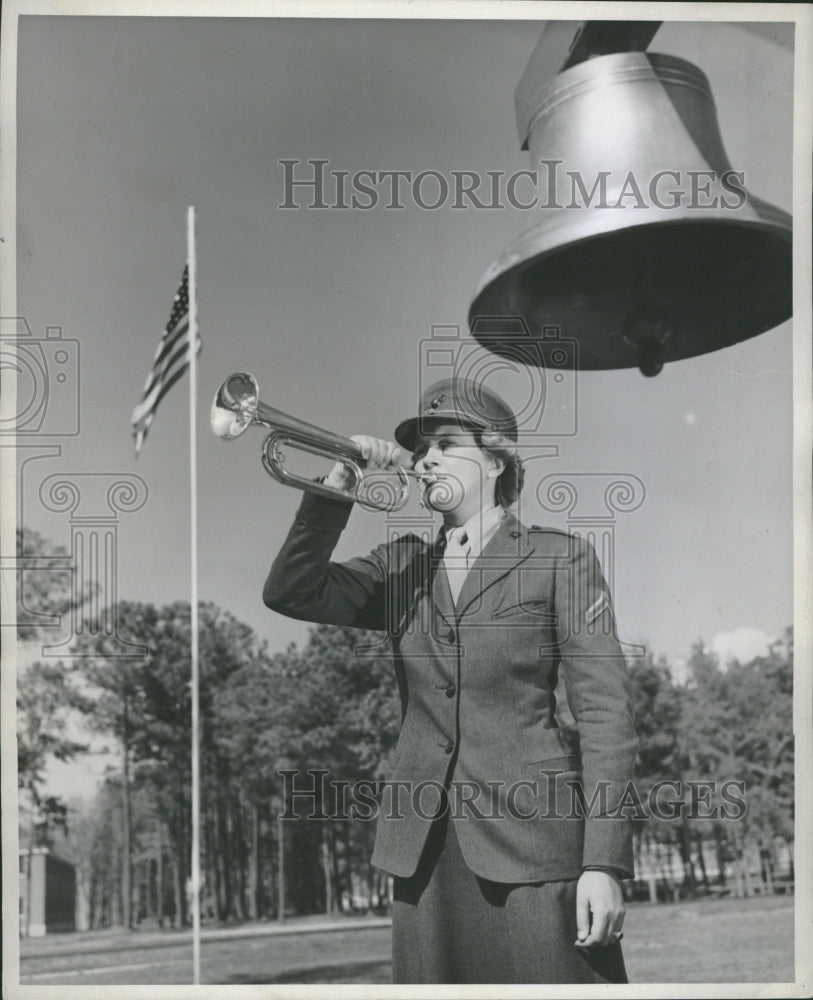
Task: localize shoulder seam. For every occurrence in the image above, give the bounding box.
[528,525,571,536]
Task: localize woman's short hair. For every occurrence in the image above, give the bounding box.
[476,429,525,508]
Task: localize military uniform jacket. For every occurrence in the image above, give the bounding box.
[264,492,638,884]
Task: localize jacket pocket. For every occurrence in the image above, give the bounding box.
[492,597,551,620]
[519,755,585,866]
[523,726,577,769]
[524,754,580,776]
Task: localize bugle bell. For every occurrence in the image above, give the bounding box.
[210,372,427,512]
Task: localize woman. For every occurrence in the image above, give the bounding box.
[264,377,638,984]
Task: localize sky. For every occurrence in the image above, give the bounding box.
[6,10,803,794]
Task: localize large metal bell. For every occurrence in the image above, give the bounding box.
[468,52,792,375]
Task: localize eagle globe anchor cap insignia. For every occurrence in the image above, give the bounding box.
[395,377,518,451]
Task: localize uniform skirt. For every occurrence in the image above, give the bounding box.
[391,811,628,984]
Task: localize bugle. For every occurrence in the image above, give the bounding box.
[210,372,431,512]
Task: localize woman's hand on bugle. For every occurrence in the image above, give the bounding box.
[324,436,406,492]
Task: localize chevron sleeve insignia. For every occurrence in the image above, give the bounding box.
[585,590,613,626]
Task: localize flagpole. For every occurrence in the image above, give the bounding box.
[187,205,201,986]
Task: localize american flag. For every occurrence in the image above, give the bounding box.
[131,265,201,455]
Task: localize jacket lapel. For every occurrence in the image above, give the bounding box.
[455,513,535,619]
[427,535,456,630]
[432,561,456,625]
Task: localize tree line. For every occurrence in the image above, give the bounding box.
[16,527,793,929]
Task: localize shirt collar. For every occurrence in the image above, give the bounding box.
[453,504,504,553]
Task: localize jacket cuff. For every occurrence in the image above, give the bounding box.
[583,865,626,880]
[295,489,354,531]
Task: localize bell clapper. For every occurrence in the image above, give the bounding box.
[622,305,672,377]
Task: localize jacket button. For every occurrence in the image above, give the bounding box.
[438,739,455,754]
[445,684,456,698]
[446,630,455,643]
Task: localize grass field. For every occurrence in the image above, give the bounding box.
[19,894,795,986]
[622,893,793,983]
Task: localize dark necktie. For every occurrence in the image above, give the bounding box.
[443,526,470,602]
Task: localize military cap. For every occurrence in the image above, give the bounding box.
[394,377,518,451]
